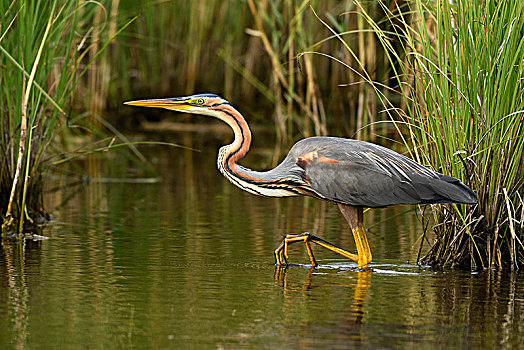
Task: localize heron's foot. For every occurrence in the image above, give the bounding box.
[275,232,318,267]
[274,232,361,268]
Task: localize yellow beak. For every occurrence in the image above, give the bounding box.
[124,98,191,110]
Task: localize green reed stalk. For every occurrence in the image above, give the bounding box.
[0,1,128,235]
[356,0,524,269]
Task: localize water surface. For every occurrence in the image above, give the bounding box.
[1,138,522,349]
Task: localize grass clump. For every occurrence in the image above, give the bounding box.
[352,0,523,269]
[0,1,130,236]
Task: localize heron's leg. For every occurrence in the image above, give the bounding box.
[337,204,373,269]
[352,226,373,268]
[282,234,317,265]
[275,233,300,265]
[307,235,359,262]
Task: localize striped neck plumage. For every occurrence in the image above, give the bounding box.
[210,104,252,164]
[211,105,301,198]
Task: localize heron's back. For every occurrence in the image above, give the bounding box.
[286,137,477,208]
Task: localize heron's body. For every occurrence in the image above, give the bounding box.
[224,136,477,207]
[125,93,477,268]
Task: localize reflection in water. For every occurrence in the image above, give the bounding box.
[271,265,371,348]
[275,266,372,340]
[0,240,42,349]
[275,266,371,325]
[0,142,523,348]
[1,242,27,350]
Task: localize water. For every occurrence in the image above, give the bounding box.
[1,137,523,349]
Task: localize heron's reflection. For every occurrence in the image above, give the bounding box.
[275,264,372,323]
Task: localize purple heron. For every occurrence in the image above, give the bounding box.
[125,94,477,269]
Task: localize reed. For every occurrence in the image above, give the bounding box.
[353,0,524,269]
[0,1,130,235]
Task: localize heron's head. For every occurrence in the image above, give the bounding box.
[124,93,230,117]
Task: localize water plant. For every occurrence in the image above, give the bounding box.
[0,0,131,235]
[346,0,524,269]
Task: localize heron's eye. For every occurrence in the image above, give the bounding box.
[197,98,205,105]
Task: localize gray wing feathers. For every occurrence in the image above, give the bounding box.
[291,137,477,207]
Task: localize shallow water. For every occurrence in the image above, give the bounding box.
[1,138,523,349]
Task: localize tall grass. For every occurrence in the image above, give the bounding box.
[0,1,130,235]
[351,0,524,269]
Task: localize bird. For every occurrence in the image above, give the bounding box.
[125,93,478,269]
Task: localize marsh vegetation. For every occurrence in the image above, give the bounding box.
[1,0,522,269]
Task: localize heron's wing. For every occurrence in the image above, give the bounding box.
[292,137,476,207]
[298,154,424,207]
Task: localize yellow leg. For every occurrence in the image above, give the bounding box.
[337,204,373,269]
[274,204,373,269]
[309,235,359,262]
[352,226,372,269]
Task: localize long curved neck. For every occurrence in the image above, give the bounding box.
[212,105,300,198]
[214,104,252,165]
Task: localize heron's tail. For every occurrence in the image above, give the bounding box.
[431,174,478,205]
